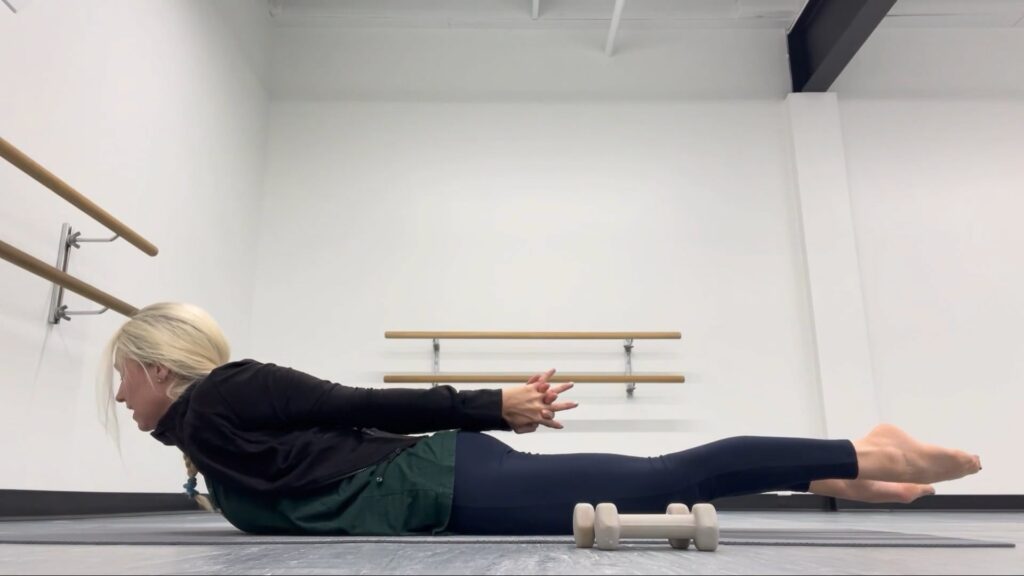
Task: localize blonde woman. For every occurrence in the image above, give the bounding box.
[101,303,982,535]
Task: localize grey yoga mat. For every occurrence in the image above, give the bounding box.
[0,516,1013,548]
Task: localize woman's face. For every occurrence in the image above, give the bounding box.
[114,359,175,432]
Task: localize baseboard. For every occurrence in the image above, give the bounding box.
[0,489,200,519]
[835,494,1024,511]
[2,490,1021,519]
[712,494,836,511]
[715,494,1024,512]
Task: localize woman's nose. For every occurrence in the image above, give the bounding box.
[115,383,126,403]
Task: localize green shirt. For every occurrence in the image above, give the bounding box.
[206,430,457,535]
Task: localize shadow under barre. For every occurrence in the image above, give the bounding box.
[532,419,701,433]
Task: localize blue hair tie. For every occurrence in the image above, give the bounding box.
[183,476,199,498]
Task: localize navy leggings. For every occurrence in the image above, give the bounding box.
[447,432,859,535]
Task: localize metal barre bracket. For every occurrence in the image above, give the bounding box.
[432,338,440,388]
[624,338,635,397]
[48,223,120,324]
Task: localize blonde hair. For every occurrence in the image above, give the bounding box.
[98,302,231,513]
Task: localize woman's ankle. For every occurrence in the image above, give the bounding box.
[851,438,907,482]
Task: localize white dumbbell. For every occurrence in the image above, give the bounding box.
[571,503,693,549]
[572,502,719,551]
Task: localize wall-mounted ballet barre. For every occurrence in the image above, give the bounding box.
[0,136,159,256]
[385,331,682,340]
[383,331,684,397]
[1,136,152,322]
[0,238,138,318]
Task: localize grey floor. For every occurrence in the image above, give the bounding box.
[0,511,1021,575]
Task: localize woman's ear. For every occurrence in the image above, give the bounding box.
[153,364,172,384]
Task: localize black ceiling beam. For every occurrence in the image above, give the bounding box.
[787,0,898,93]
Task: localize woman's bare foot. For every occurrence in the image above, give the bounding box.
[809,478,936,504]
[853,424,982,484]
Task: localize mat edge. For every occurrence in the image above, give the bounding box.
[2,490,1023,518]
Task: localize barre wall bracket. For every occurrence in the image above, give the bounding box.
[624,338,636,397]
[48,223,119,324]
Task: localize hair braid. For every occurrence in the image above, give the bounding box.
[183,452,216,513]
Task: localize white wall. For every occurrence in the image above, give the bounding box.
[838,99,1023,494]
[834,27,1024,98]
[251,99,825,458]
[0,0,269,492]
[268,27,791,101]
[832,29,1024,493]
[836,96,1024,493]
[786,94,879,442]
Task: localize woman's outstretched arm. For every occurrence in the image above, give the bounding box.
[204,360,576,435]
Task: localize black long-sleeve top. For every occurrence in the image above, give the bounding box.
[151,359,509,495]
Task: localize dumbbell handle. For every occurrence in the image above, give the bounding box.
[617,514,698,539]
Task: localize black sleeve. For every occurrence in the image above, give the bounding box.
[214,361,511,434]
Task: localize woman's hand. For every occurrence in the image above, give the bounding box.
[501,369,578,434]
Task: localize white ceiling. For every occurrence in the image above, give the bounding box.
[268,0,1024,29]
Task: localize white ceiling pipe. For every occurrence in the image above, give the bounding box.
[532,0,539,20]
[2,0,32,13]
[605,0,627,56]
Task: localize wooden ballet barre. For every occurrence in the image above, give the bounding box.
[0,238,138,317]
[385,330,684,395]
[384,373,684,384]
[385,331,681,340]
[0,136,159,257]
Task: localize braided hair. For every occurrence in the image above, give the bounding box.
[183,453,215,512]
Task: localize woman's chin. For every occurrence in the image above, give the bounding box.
[132,413,152,431]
